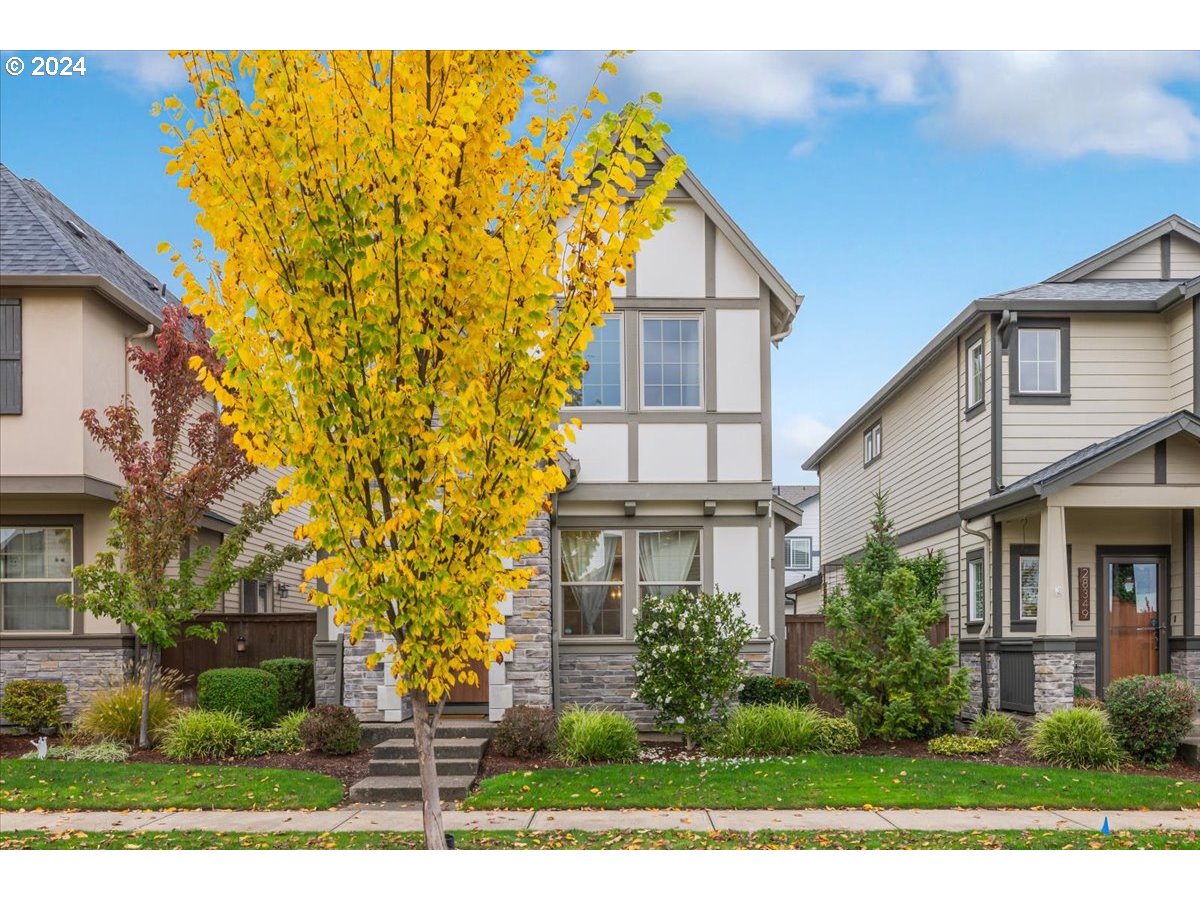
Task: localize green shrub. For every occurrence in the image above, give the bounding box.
[556,706,639,764]
[299,705,361,756]
[76,674,181,745]
[0,680,67,731]
[197,668,280,727]
[21,740,130,763]
[160,709,250,760]
[1074,683,1092,700]
[1026,707,1126,770]
[817,716,861,753]
[809,493,969,740]
[633,588,755,748]
[970,710,1021,745]
[738,676,811,708]
[928,734,999,756]
[236,710,308,757]
[259,658,314,715]
[1105,675,1197,765]
[713,703,827,758]
[493,705,557,759]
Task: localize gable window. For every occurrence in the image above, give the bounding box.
[0,525,73,632]
[785,536,812,570]
[966,552,985,625]
[641,315,701,408]
[1011,320,1070,403]
[0,298,21,415]
[241,578,270,614]
[567,314,622,408]
[560,530,624,637]
[863,420,882,467]
[965,334,985,413]
[638,529,701,600]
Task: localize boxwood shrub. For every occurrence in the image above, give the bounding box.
[197,667,280,727]
[259,658,315,715]
[1105,675,1197,765]
[738,676,811,708]
[0,680,67,731]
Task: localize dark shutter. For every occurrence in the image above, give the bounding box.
[0,298,21,414]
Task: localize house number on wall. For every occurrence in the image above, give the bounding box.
[1078,567,1091,621]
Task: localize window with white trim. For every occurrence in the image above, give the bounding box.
[966,337,984,411]
[1018,553,1039,620]
[785,536,812,571]
[241,578,270,614]
[560,530,624,637]
[863,421,882,466]
[637,529,701,600]
[641,315,701,408]
[1016,328,1061,394]
[967,556,985,623]
[0,525,73,632]
[567,314,623,408]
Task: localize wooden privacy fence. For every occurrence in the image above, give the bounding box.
[160,613,317,688]
[784,613,950,713]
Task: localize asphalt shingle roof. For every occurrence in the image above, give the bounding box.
[986,280,1184,303]
[774,484,819,505]
[1,163,175,322]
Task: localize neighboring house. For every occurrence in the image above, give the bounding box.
[775,485,821,612]
[0,163,310,719]
[804,215,1200,717]
[318,145,803,724]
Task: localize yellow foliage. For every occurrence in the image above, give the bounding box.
[161,50,683,702]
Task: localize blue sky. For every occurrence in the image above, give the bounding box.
[2,51,1198,483]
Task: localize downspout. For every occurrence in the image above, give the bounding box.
[961,517,993,714]
[124,322,156,400]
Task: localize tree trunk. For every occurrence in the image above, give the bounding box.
[138,644,158,749]
[410,691,447,849]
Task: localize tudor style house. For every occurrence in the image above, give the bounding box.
[316,147,804,724]
[804,215,1199,716]
[0,163,311,719]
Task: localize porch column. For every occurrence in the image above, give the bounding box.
[1034,502,1074,713]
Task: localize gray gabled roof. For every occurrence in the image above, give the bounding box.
[1046,213,1200,283]
[1,163,175,324]
[960,410,1200,520]
[986,279,1186,303]
[774,484,819,506]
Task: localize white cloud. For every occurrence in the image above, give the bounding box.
[537,50,1200,161]
[779,414,834,465]
[926,51,1200,161]
[88,51,187,94]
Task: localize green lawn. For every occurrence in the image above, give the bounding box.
[0,760,343,811]
[1,829,1196,850]
[465,754,1199,811]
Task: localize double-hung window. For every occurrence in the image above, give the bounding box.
[0,525,73,632]
[567,314,623,408]
[1012,321,1070,402]
[966,553,985,624]
[560,530,624,637]
[641,315,701,408]
[241,578,270,614]
[785,536,812,571]
[863,420,882,467]
[966,335,985,413]
[638,529,701,600]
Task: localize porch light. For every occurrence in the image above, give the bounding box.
[275,581,289,600]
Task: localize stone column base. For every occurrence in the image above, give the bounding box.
[961,648,999,719]
[1171,648,1200,693]
[1033,649,1075,714]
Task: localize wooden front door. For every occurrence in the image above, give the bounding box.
[1103,557,1165,686]
[446,656,490,705]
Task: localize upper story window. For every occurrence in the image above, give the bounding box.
[863,420,882,467]
[641,314,701,409]
[0,298,21,415]
[965,334,985,413]
[1011,320,1070,403]
[0,525,73,632]
[785,536,812,570]
[567,314,623,408]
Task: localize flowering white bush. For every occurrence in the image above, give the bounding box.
[632,588,754,749]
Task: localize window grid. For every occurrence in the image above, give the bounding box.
[560,530,624,638]
[0,525,73,632]
[1018,555,1039,620]
[1017,328,1061,394]
[641,315,702,409]
[567,314,623,408]
[864,422,882,466]
[785,536,812,570]
[967,558,985,623]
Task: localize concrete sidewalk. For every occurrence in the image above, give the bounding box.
[2,807,1198,833]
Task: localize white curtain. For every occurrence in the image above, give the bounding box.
[639,530,699,585]
[562,531,619,634]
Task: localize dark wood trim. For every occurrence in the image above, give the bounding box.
[1154,440,1167,484]
[990,314,1003,493]
[1008,317,1071,405]
[1194,295,1199,414]
[895,512,962,549]
[1009,543,1039,632]
[1095,545,1171,698]
[963,327,986,420]
[0,513,84,636]
[1160,234,1171,279]
[863,418,882,469]
[992,519,1003,639]
[964,548,985,632]
[1184,509,1195,638]
[0,634,135,649]
[1169,636,1200,651]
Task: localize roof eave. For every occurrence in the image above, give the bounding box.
[0,272,164,326]
[1045,214,1200,283]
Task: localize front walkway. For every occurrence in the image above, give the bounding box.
[2,807,1197,833]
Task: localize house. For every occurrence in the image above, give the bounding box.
[803,215,1199,716]
[774,485,822,612]
[316,146,804,724]
[0,163,310,719]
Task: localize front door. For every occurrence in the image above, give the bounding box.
[1103,555,1166,686]
[446,657,490,706]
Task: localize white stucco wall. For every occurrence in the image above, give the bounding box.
[713,525,760,628]
[638,423,707,482]
[714,308,761,413]
[634,201,705,298]
[716,423,762,481]
[567,423,629,483]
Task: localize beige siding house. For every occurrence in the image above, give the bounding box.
[0,164,309,719]
[805,215,1200,715]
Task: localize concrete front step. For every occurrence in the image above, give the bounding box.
[368,757,480,777]
[371,737,490,760]
[1180,737,1200,769]
[349,774,477,803]
[361,720,495,747]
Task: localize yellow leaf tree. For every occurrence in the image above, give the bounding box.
[160,50,683,847]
